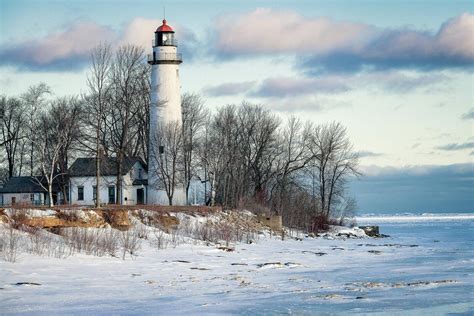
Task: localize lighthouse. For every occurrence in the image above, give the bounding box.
[147,19,185,205]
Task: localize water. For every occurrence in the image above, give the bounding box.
[334,217,474,315]
[241,216,474,315]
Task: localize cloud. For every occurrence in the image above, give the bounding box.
[249,71,446,99]
[358,151,383,158]
[0,22,116,71]
[253,76,350,97]
[356,72,448,93]
[214,8,375,57]
[204,81,256,96]
[213,9,474,72]
[436,142,474,151]
[0,18,198,71]
[461,108,474,120]
[350,163,474,212]
[262,95,350,113]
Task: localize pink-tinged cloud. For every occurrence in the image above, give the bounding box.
[215,8,375,55]
[0,22,116,70]
[0,18,197,71]
[213,9,474,72]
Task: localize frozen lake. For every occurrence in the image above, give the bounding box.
[1,215,473,315]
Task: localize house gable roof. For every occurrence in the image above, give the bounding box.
[68,157,147,177]
[0,176,56,194]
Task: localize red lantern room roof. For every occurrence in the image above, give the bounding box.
[156,19,174,32]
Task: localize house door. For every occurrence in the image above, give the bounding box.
[108,186,115,204]
[136,188,144,205]
[11,197,16,205]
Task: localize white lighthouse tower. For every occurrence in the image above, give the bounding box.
[147,19,185,205]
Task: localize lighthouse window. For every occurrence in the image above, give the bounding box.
[176,69,179,78]
[161,33,174,46]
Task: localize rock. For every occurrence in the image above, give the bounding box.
[359,226,379,237]
[368,250,383,255]
[217,246,234,252]
[99,210,131,229]
[256,262,283,268]
[13,282,41,286]
[302,251,327,256]
[25,213,107,229]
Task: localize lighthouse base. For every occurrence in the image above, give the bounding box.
[147,186,186,205]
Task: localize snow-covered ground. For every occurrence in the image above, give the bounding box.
[1,213,473,314]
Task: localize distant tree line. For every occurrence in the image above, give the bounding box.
[0,43,360,229]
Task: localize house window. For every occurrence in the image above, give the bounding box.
[30,194,34,202]
[78,186,84,201]
[138,168,142,179]
[108,186,115,204]
[93,185,97,201]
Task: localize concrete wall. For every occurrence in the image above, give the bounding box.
[257,215,283,231]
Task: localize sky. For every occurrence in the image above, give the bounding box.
[0,0,473,213]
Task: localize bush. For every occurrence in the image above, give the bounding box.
[0,223,21,262]
[309,214,329,234]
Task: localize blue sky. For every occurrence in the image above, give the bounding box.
[1,0,473,213]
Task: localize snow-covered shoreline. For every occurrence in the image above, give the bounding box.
[1,211,473,314]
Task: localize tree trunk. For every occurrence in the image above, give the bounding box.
[96,141,101,208]
[48,182,53,207]
[116,151,123,205]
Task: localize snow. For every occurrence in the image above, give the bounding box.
[356,213,474,223]
[5,209,57,218]
[0,215,473,314]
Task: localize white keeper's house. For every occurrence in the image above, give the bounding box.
[68,157,148,206]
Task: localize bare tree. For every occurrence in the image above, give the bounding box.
[0,96,26,179]
[34,104,69,207]
[237,103,280,202]
[307,122,360,219]
[87,43,112,208]
[271,117,312,216]
[21,83,51,176]
[181,93,207,204]
[150,120,183,205]
[107,45,147,204]
[50,97,84,204]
